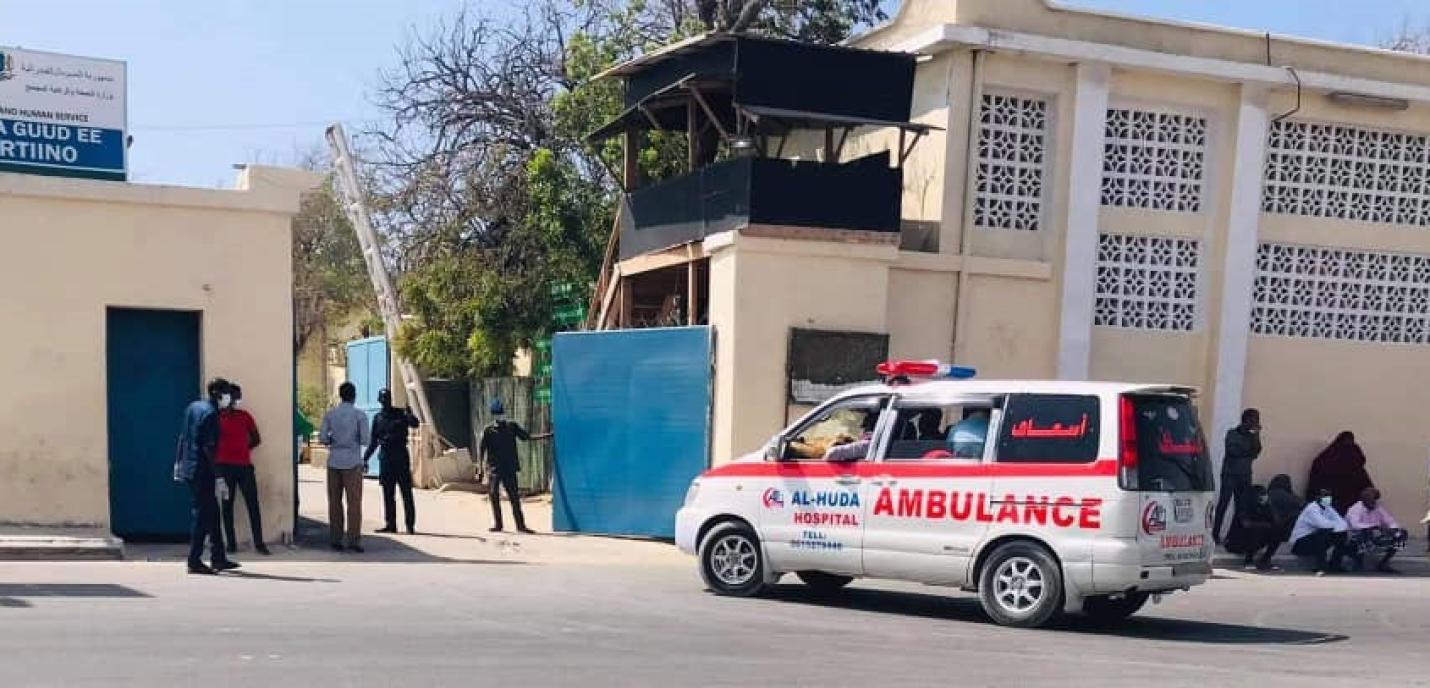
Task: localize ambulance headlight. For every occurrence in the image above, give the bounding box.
[684,481,701,507]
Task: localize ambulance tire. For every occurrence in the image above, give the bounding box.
[699,521,768,598]
[1081,592,1149,625]
[978,541,1065,629]
[796,571,853,594]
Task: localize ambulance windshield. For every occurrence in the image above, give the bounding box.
[1129,395,1214,492]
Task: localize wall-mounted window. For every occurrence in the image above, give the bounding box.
[1101,108,1207,213]
[974,92,1049,232]
[1263,120,1430,227]
[1094,233,1201,332]
[1253,242,1430,343]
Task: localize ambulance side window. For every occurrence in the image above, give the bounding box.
[995,394,1100,464]
[782,396,888,461]
[884,405,993,460]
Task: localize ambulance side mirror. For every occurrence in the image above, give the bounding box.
[765,437,786,461]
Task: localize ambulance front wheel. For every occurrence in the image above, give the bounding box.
[978,541,1065,628]
[699,521,768,597]
[796,571,853,594]
[1081,592,1149,625]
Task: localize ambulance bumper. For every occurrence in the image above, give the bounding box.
[1092,538,1211,593]
[675,507,709,555]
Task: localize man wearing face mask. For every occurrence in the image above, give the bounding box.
[1290,488,1351,576]
[365,388,420,535]
[216,384,268,555]
[174,378,241,575]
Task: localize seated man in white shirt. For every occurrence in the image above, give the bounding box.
[1290,488,1352,576]
[1344,487,1408,574]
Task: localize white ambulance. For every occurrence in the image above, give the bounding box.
[675,361,1216,628]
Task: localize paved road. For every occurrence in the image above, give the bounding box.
[2,557,1428,687]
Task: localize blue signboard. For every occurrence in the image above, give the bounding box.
[0,47,127,181]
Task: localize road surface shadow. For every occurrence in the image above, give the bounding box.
[764,584,1347,645]
[224,571,340,583]
[128,517,534,566]
[0,583,149,599]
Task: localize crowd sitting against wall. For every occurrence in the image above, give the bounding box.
[1216,412,1423,576]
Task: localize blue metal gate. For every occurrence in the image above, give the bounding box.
[552,327,712,538]
[345,337,388,476]
[107,308,201,539]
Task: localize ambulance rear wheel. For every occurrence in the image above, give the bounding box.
[796,571,853,594]
[978,542,1064,628]
[1082,592,1149,625]
[699,522,767,597]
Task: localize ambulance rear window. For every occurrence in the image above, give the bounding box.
[1129,395,1213,492]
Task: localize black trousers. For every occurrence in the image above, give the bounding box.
[489,471,525,530]
[1213,474,1252,541]
[218,464,263,549]
[380,454,416,531]
[186,475,225,567]
[1236,524,1283,567]
[1291,528,1350,571]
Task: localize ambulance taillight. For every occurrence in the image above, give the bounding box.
[1118,394,1139,489]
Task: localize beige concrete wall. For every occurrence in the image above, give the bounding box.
[707,233,897,463]
[1244,338,1430,526]
[862,0,1430,90]
[886,262,957,362]
[0,168,311,543]
[955,273,1059,378]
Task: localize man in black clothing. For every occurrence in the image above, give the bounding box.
[366,388,420,535]
[1214,408,1262,544]
[480,399,538,534]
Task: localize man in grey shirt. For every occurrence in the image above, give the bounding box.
[321,382,370,552]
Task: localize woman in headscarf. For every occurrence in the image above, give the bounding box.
[1306,432,1374,515]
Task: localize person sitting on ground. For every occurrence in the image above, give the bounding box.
[1344,487,1408,574]
[1307,431,1374,516]
[1266,474,1302,545]
[1290,488,1352,576]
[1225,485,1282,571]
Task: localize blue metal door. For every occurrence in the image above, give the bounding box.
[552,327,712,538]
[345,337,388,476]
[107,308,201,540]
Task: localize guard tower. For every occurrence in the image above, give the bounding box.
[586,33,934,329]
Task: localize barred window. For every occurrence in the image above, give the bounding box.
[1095,234,1200,332]
[1101,108,1207,212]
[974,93,1049,232]
[1263,120,1430,227]
[1253,243,1430,344]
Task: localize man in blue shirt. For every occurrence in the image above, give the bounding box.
[174,378,241,575]
[321,382,370,552]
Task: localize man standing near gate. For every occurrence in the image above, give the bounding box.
[366,388,420,535]
[174,378,241,575]
[321,382,370,553]
[479,399,540,534]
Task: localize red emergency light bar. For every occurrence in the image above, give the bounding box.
[876,360,977,380]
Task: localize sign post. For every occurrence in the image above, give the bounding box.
[0,46,127,181]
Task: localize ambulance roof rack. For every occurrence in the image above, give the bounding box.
[876,360,976,385]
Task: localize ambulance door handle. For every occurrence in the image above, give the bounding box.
[835,476,861,486]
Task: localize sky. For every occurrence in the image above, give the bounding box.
[2,0,1427,188]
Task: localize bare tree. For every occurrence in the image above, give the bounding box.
[1381,18,1430,54]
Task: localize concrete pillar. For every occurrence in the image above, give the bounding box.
[1055,62,1111,380]
[1209,85,1270,472]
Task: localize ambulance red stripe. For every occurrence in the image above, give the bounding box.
[702,459,1118,479]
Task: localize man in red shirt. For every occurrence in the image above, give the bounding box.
[217,384,270,555]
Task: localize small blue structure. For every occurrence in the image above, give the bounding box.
[345,336,389,476]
